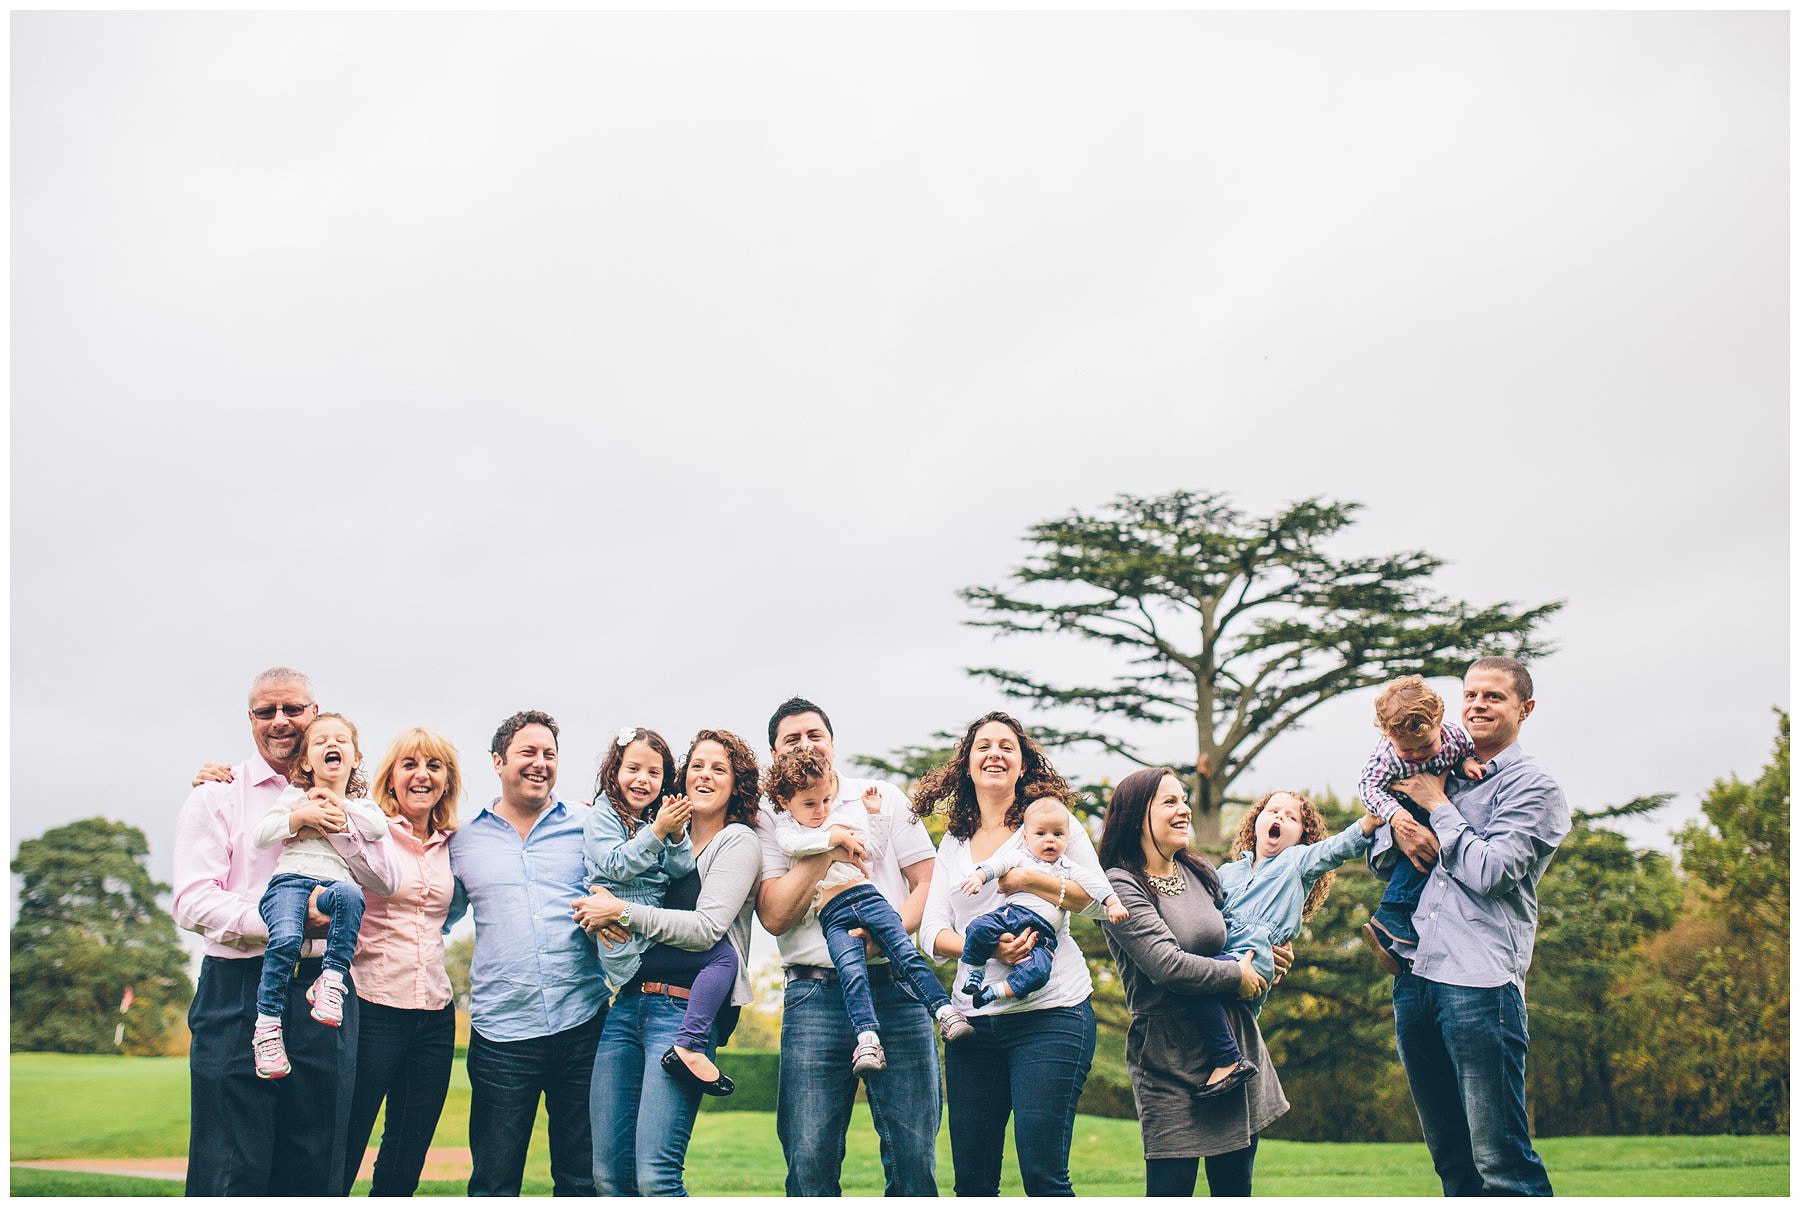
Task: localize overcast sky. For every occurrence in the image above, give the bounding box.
[12,13,1788,945]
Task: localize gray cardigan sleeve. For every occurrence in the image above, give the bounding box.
[629,826,761,952]
[1102,868,1243,997]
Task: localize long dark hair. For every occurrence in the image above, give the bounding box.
[1096,766,1221,906]
[594,726,678,830]
[911,710,1076,841]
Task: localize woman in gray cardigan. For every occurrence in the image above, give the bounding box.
[572,728,764,1196]
[1097,767,1293,1197]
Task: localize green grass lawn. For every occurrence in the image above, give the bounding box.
[10,1053,1790,1196]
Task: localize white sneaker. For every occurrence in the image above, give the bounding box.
[852,1035,887,1075]
[307,970,347,1028]
[936,1005,974,1043]
[251,1020,290,1079]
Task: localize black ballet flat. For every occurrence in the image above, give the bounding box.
[661,1045,735,1097]
[1193,1059,1258,1101]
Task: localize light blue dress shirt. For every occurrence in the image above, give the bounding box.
[1412,742,1569,991]
[447,798,604,1042]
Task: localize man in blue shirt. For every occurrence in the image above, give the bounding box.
[1388,657,1569,1196]
[448,710,605,1195]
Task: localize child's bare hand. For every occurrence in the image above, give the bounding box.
[307,786,347,809]
[861,786,882,815]
[960,873,986,895]
[651,794,692,839]
[1105,898,1129,923]
[1235,951,1269,999]
[1461,757,1485,780]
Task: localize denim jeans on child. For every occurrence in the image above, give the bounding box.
[256,873,365,1019]
[961,904,1059,1000]
[591,985,719,1196]
[1392,972,1552,1196]
[1372,801,1432,944]
[776,967,941,1195]
[945,1001,1094,1196]
[816,882,952,1034]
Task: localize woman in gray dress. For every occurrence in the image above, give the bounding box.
[1097,766,1293,1196]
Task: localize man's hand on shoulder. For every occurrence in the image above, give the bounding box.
[191,762,234,787]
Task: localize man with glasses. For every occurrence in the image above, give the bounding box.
[172,667,398,1195]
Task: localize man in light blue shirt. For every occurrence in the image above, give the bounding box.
[1388,657,1569,1197]
[448,709,604,1196]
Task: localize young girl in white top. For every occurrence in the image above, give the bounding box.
[249,713,391,1079]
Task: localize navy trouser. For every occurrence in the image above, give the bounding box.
[186,953,357,1196]
[342,998,454,1195]
[466,1007,605,1196]
[945,1001,1094,1196]
[961,904,1058,1001]
[817,882,952,1034]
[1145,1134,1259,1196]
[1372,802,1432,944]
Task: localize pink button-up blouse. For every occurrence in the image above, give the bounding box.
[351,814,454,1011]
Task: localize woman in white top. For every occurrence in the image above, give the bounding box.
[914,710,1101,1197]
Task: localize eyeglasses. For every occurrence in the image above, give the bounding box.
[249,704,315,721]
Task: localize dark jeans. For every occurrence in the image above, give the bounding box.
[1393,973,1553,1196]
[342,998,454,1196]
[945,1000,1094,1196]
[777,966,941,1195]
[256,873,365,1018]
[1145,1134,1259,1196]
[636,938,739,1053]
[186,953,357,1196]
[1186,978,1243,1069]
[466,1007,606,1196]
[1372,802,1431,944]
[818,883,952,1034]
[960,905,1058,1001]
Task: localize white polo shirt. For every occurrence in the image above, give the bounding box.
[757,773,936,969]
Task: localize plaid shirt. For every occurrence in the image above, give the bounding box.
[1358,723,1478,820]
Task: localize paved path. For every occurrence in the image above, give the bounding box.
[14,1148,476,1184]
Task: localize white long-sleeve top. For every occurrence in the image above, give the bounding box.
[972,847,1117,926]
[920,823,1101,1016]
[252,784,391,885]
[773,800,891,892]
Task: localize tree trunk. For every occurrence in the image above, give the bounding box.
[1192,767,1221,848]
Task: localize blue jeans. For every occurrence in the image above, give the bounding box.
[777,967,941,1195]
[1373,803,1431,944]
[959,905,1057,1001]
[818,883,952,1034]
[186,954,357,1196]
[1393,973,1553,1196]
[343,998,454,1195]
[944,1001,1094,1196]
[591,987,714,1196]
[256,873,365,1019]
[466,1007,605,1196]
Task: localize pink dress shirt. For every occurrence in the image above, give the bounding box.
[352,814,454,1011]
[171,754,401,960]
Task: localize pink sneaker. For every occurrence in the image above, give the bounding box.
[252,1020,290,1080]
[306,970,346,1027]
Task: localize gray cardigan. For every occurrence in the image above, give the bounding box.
[628,822,760,1007]
[1101,863,1289,1159]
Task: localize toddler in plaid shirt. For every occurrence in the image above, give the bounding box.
[1357,675,1484,973]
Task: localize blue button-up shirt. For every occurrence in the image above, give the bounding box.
[1412,742,1570,991]
[447,798,604,1041]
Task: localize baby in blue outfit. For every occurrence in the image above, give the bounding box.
[1187,790,1380,1099]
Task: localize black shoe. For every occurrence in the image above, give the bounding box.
[1194,1059,1258,1101]
[969,983,997,1009]
[960,971,985,1000]
[1360,920,1411,977]
[661,1046,735,1097]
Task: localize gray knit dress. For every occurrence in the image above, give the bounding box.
[1101,863,1290,1159]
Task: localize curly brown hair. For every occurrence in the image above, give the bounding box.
[1230,789,1335,921]
[1374,675,1445,742]
[761,747,831,812]
[288,713,370,799]
[910,711,1075,841]
[680,728,761,830]
[593,727,678,829]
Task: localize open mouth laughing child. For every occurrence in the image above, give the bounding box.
[1356,675,1486,974]
[583,726,742,1096]
[956,796,1127,1007]
[248,713,391,1079]
[1185,790,1379,1099]
[765,747,973,1075]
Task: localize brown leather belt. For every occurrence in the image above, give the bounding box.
[637,980,691,1001]
[785,963,893,985]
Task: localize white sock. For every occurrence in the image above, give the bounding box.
[255,1014,281,1028]
[857,1030,881,1047]
[934,1003,959,1020]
